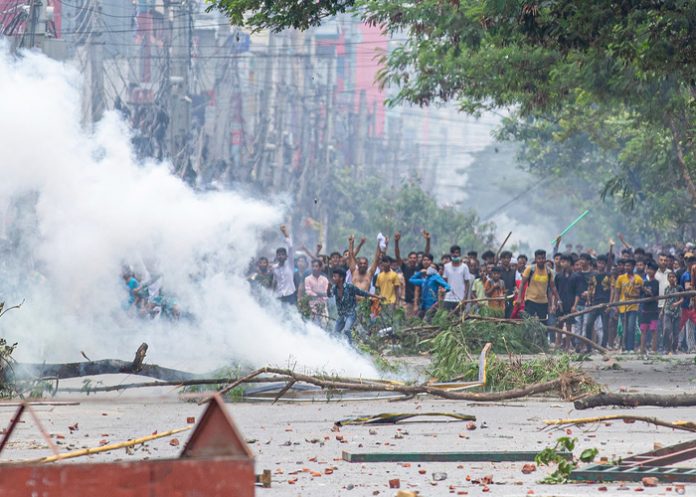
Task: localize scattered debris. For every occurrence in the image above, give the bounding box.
[642,477,659,487]
[255,469,272,488]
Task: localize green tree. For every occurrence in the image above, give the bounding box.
[206,0,355,32]
[498,102,696,244]
[326,171,496,255]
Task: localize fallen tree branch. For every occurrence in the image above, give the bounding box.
[545,326,610,355]
[207,367,590,404]
[0,300,24,319]
[337,412,476,426]
[56,377,287,393]
[421,315,609,355]
[12,343,203,383]
[12,359,200,383]
[272,380,296,405]
[544,414,696,433]
[575,392,696,410]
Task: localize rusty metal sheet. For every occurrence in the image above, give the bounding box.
[0,458,255,497]
[0,394,255,496]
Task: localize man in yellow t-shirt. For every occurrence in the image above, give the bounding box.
[516,249,559,322]
[613,258,642,352]
[375,257,401,306]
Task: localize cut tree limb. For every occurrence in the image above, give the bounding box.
[575,392,696,410]
[12,359,199,383]
[545,326,610,355]
[206,367,590,405]
[56,377,286,393]
[544,414,696,433]
[12,343,201,383]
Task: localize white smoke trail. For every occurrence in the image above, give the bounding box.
[0,47,377,377]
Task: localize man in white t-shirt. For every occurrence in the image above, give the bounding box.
[442,245,472,311]
[272,224,296,304]
[654,252,672,311]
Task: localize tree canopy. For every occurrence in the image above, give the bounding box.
[326,175,496,255]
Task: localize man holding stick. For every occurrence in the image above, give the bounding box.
[517,249,560,327]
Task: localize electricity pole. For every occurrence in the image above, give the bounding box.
[252,32,276,187]
[319,56,335,248]
[169,0,192,178]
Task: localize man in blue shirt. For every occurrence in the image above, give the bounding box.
[409,264,452,319]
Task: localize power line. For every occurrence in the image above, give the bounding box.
[481,177,557,221]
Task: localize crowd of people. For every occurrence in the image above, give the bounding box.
[245,225,696,356]
[121,268,181,321]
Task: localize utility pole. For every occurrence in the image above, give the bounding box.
[87,1,104,127]
[272,34,289,191]
[86,33,104,126]
[18,0,49,51]
[294,32,313,229]
[355,89,367,180]
[76,0,103,129]
[252,31,276,187]
[229,31,244,185]
[319,56,335,248]
[210,54,232,167]
[391,116,402,188]
[169,0,192,178]
[25,0,40,49]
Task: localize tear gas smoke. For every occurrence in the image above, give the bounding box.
[0,47,377,377]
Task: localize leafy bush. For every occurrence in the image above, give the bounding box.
[427,316,549,381]
[536,436,598,484]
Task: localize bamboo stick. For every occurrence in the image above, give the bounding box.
[544,414,696,433]
[558,290,696,323]
[18,426,192,464]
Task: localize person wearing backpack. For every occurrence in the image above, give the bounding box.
[516,249,560,329]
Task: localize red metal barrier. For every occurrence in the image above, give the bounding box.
[0,395,255,497]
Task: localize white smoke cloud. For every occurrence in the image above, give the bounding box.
[0,47,377,377]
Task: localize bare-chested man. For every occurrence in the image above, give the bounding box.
[347,235,381,293]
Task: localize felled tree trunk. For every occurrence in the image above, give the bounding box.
[11,343,200,383]
[575,392,696,410]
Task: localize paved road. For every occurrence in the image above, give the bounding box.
[0,355,694,496]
